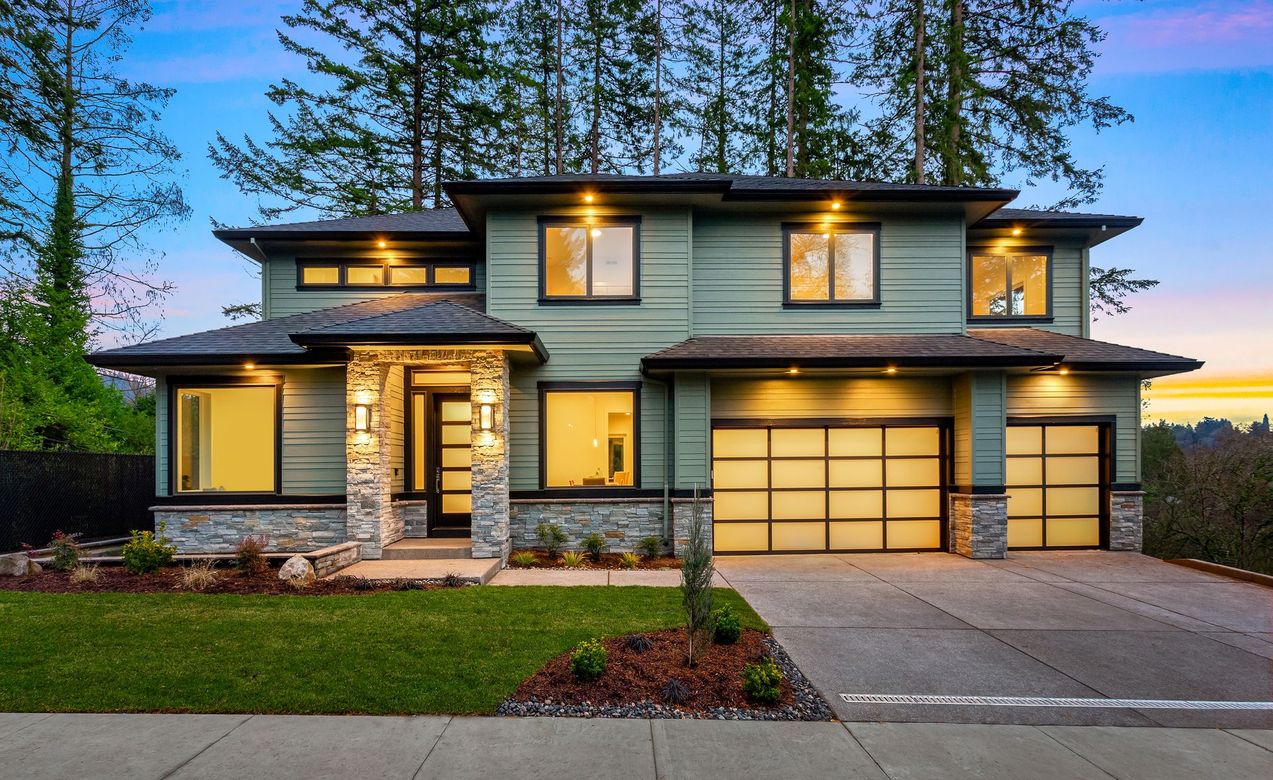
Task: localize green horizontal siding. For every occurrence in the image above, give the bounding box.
[1005,374,1140,483]
[711,377,954,419]
[675,372,710,490]
[263,254,487,319]
[489,206,692,490]
[692,211,965,334]
[154,376,168,495]
[953,371,1006,486]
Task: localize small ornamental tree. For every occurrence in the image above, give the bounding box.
[680,485,714,666]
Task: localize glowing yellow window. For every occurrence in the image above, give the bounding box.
[175,385,276,493]
[433,266,472,285]
[388,266,428,285]
[301,266,339,285]
[970,253,1048,316]
[345,265,384,285]
[543,390,635,487]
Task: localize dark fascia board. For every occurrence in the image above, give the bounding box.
[212,227,476,241]
[84,349,346,369]
[1063,359,1205,374]
[444,179,733,197]
[975,215,1143,230]
[288,331,549,362]
[641,354,1064,372]
[721,187,1020,204]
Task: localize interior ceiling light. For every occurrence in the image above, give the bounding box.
[583,193,594,203]
[831,201,842,210]
[885,366,898,375]
[787,367,800,375]
[1011,227,1022,236]
[377,239,387,248]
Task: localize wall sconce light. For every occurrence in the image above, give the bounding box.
[354,403,372,432]
[479,403,494,431]
[831,201,842,210]
[1011,227,1022,236]
[583,193,594,203]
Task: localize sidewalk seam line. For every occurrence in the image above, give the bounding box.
[1034,725,1120,779]
[1224,728,1273,755]
[411,715,453,779]
[649,719,665,780]
[839,722,894,779]
[158,713,253,779]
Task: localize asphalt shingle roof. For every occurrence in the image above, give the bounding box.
[966,329,1202,370]
[974,207,1142,227]
[214,208,470,238]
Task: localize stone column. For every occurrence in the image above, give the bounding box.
[1109,491,1144,551]
[949,493,1008,559]
[345,353,397,558]
[469,350,511,560]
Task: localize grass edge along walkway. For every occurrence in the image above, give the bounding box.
[0,586,762,716]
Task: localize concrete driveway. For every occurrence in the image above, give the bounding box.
[715,551,1273,727]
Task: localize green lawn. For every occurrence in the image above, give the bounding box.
[0,586,762,715]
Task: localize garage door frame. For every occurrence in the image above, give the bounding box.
[710,416,953,555]
[1006,415,1113,550]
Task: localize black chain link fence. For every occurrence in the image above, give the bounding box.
[1,450,154,552]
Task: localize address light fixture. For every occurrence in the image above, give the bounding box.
[354,403,372,432]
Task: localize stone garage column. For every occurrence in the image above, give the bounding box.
[1108,490,1144,551]
[469,350,511,561]
[345,352,395,558]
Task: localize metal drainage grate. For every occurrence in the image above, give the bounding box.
[838,694,1273,711]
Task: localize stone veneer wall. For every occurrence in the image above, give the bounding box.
[948,493,1008,559]
[153,505,347,553]
[509,496,712,556]
[1108,490,1144,552]
[400,501,428,536]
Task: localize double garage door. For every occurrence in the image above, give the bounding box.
[711,423,946,554]
[711,420,1108,554]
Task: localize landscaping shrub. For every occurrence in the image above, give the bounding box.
[441,572,466,588]
[680,488,714,665]
[234,535,269,575]
[536,522,567,556]
[560,550,586,568]
[619,551,640,570]
[660,678,689,705]
[69,564,99,584]
[47,531,81,571]
[121,523,176,575]
[178,561,219,592]
[637,536,663,559]
[582,532,607,561]
[625,633,654,653]
[741,656,783,704]
[509,551,538,567]
[570,639,608,681]
[713,604,742,644]
[391,578,424,591]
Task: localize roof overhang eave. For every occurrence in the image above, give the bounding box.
[287,332,549,363]
[640,354,1062,373]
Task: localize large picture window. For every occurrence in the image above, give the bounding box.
[174,384,277,493]
[969,250,1050,318]
[784,224,879,305]
[540,218,639,300]
[541,385,638,488]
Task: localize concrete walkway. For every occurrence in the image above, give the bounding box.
[2,713,1270,779]
[487,568,720,586]
[715,551,1273,728]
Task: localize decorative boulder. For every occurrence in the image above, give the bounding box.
[278,555,315,583]
[0,553,39,577]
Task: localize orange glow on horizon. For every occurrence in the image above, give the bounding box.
[1144,372,1273,425]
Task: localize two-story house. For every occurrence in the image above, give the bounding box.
[87,174,1202,562]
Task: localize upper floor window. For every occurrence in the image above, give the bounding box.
[297,260,474,290]
[539,217,639,302]
[969,249,1050,319]
[783,223,880,306]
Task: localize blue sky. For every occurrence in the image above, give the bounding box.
[117,0,1272,423]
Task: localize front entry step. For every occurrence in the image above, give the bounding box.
[382,538,472,560]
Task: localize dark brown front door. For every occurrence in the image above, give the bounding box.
[429,393,473,536]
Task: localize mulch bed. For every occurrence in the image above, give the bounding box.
[0,566,457,596]
[508,549,681,570]
[498,628,834,721]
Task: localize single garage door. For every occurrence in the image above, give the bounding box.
[711,423,946,554]
[1006,423,1106,548]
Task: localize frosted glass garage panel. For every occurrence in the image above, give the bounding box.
[1047,517,1100,547]
[714,491,769,521]
[1007,488,1042,517]
[713,459,769,490]
[830,521,884,550]
[1006,457,1043,486]
[887,520,941,549]
[1008,517,1044,547]
[828,428,881,457]
[713,428,768,458]
[714,523,769,552]
[772,522,827,551]
[1006,426,1042,455]
[830,490,883,519]
[770,491,825,520]
[829,459,882,488]
[885,458,941,487]
[885,427,939,456]
[1047,487,1100,516]
[1045,426,1099,455]
[770,428,825,457]
[771,460,825,489]
[886,489,941,518]
[1045,456,1099,486]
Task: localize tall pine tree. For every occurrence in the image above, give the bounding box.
[210,0,502,218]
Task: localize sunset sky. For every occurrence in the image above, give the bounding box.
[114,0,1272,426]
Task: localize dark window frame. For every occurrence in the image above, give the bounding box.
[781,222,882,308]
[538,381,642,490]
[296,259,477,291]
[537,216,642,304]
[167,374,284,497]
[966,245,1054,323]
